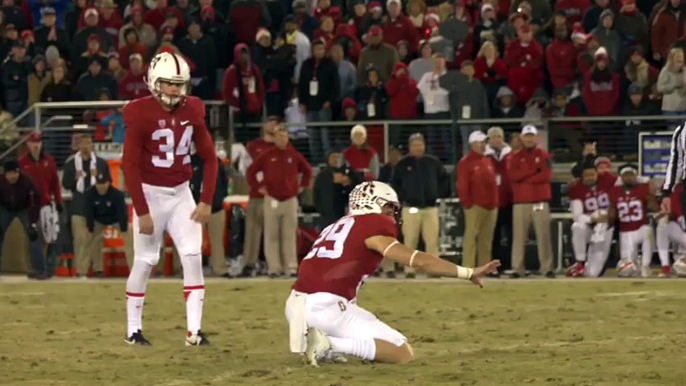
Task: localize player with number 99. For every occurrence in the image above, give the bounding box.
[285,181,500,366]
[121,52,218,346]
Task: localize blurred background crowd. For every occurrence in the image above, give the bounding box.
[0,0,684,279]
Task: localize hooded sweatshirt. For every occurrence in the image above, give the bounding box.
[385,61,419,118]
[222,43,266,114]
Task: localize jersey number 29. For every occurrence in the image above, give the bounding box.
[152,126,193,168]
[303,217,355,260]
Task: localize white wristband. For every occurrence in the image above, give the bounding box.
[456,266,474,280]
[409,250,419,267]
[382,241,399,257]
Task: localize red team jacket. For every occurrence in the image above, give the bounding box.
[507,146,552,203]
[19,152,62,207]
[246,146,312,202]
[293,213,397,300]
[457,150,498,210]
[121,96,218,216]
[609,182,650,232]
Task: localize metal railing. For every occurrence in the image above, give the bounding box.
[1,100,680,169]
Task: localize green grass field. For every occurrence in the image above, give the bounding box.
[1,277,685,386]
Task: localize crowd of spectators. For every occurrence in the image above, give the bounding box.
[0,0,683,163]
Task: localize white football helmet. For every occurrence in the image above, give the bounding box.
[616,259,639,278]
[147,52,190,106]
[349,181,401,222]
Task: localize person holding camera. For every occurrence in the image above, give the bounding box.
[0,159,44,279]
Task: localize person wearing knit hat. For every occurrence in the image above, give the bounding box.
[590,8,621,68]
[570,22,586,43]
[339,124,380,180]
[256,28,271,44]
[582,45,619,116]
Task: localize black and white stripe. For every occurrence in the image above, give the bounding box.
[663,124,686,194]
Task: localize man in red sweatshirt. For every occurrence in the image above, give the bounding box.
[507,125,554,278]
[457,131,498,268]
[382,0,419,52]
[247,126,312,277]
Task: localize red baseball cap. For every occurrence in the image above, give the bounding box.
[368,25,382,36]
[28,131,42,142]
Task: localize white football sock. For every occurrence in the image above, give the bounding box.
[571,224,588,262]
[656,223,671,267]
[328,337,376,360]
[641,240,653,267]
[126,261,153,337]
[182,253,205,336]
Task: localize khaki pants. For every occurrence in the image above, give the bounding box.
[512,202,554,274]
[85,222,134,274]
[263,196,298,275]
[72,215,95,275]
[242,197,264,267]
[386,207,439,273]
[208,210,226,274]
[462,206,498,268]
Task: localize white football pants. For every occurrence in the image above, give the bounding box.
[656,221,686,266]
[619,225,653,267]
[571,222,614,277]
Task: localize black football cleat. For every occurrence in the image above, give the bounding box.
[125,330,152,346]
[186,330,211,346]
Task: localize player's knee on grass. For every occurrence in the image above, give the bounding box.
[375,339,414,364]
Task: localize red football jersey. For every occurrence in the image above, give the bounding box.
[609,183,651,232]
[121,95,218,216]
[292,213,398,301]
[567,180,612,214]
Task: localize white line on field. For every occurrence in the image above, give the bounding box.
[0,291,46,296]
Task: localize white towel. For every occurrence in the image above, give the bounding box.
[40,202,60,243]
[288,290,308,353]
[75,152,97,193]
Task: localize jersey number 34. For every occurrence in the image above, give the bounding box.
[303,217,356,260]
[152,126,193,168]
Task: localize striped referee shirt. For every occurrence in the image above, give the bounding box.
[664,124,686,195]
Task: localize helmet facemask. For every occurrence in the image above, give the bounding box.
[152,79,188,106]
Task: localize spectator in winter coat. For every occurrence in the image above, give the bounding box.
[357,1,384,41]
[298,38,339,164]
[222,43,266,119]
[546,25,577,88]
[178,19,217,99]
[3,0,31,32]
[457,130,498,269]
[357,25,399,84]
[651,0,685,62]
[554,0,591,24]
[615,0,648,51]
[40,64,72,102]
[339,124,380,179]
[98,0,123,46]
[386,61,419,123]
[509,0,551,22]
[622,46,659,101]
[74,57,117,101]
[331,42,357,102]
[503,23,543,105]
[523,87,549,125]
[27,56,49,108]
[314,0,340,24]
[283,15,312,80]
[246,127,312,277]
[656,47,686,115]
[490,86,523,121]
[474,40,508,102]
[2,41,31,117]
[582,0,609,33]
[144,0,184,32]
[313,14,335,46]
[408,40,434,81]
[33,7,70,56]
[118,6,157,48]
[291,0,320,40]
[473,4,501,53]
[118,54,150,100]
[590,9,621,68]
[355,65,387,119]
[507,125,554,278]
[485,126,513,273]
[252,28,296,117]
[621,83,659,155]
[383,0,419,52]
[547,88,583,154]
[71,8,113,62]
[542,10,568,41]
[117,28,148,70]
[582,47,619,115]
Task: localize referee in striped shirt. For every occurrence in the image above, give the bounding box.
[663,125,686,214]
